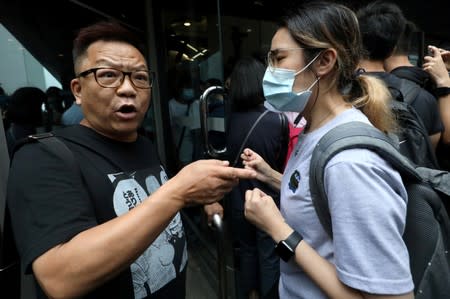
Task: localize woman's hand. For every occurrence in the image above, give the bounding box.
[241,148,282,190]
[244,188,288,241]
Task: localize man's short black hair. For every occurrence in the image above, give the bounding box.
[72,21,146,70]
[357,1,406,60]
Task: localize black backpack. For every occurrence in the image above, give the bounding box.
[389,100,439,169]
[309,121,450,298]
[391,67,436,96]
[376,73,440,169]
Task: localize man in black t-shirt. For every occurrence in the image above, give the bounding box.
[357,1,442,168]
[7,21,255,299]
[384,20,443,150]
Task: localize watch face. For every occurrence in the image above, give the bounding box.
[276,240,294,262]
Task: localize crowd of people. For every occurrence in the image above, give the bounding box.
[1,85,83,156]
[2,0,450,299]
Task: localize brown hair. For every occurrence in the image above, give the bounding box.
[280,1,396,132]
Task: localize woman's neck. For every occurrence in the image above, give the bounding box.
[304,92,352,133]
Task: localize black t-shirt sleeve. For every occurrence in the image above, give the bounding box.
[414,90,444,135]
[7,142,97,273]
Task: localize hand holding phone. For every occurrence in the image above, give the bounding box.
[424,45,450,87]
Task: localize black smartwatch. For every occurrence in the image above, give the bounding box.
[434,87,450,98]
[275,230,303,262]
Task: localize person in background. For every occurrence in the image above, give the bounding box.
[224,56,287,299]
[168,70,201,167]
[7,21,255,299]
[356,0,442,168]
[43,86,65,131]
[384,21,435,92]
[61,100,84,125]
[241,2,413,298]
[423,45,450,170]
[4,86,46,156]
[382,15,443,150]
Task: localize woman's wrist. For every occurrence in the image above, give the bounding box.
[435,87,450,98]
[435,76,450,88]
[271,222,294,243]
[269,168,282,185]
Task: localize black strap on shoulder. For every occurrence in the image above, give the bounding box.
[398,78,421,104]
[232,110,269,166]
[277,112,290,171]
[309,121,422,238]
[33,133,76,165]
[11,132,76,170]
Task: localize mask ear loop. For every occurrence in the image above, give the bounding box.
[293,51,322,76]
[294,73,321,127]
[303,76,320,91]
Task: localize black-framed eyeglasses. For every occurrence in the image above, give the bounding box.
[77,67,153,89]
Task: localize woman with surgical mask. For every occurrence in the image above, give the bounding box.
[241,2,414,299]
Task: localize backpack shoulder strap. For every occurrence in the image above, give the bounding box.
[277,112,290,170]
[309,121,422,238]
[399,78,421,105]
[11,132,75,168]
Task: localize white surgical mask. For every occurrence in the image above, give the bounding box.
[263,53,320,113]
[181,88,195,102]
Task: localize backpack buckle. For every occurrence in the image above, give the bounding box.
[27,132,55,141]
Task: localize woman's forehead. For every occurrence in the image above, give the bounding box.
[272,28,298,48]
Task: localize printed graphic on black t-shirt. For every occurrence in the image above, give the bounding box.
[107,165,187,298]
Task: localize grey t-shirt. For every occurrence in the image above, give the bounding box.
[280,107,413,298]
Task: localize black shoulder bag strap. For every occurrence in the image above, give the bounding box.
[309,121,421,238]
[232,110,269,166]
[11,133,76,168]
[277,112,290,171]
[399,78,421,105]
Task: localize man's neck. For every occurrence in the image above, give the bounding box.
[384,55,414,72]
[358,59,385,73]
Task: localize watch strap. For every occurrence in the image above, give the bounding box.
[284,230,303,252]
[276,230,303,262]
[434,87,450,98]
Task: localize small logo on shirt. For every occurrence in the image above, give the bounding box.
[288,170,300,193]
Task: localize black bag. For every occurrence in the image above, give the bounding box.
[391,67,436,96]
[309,121,450,299]
[381,74,440,169]
[389,100,439,169]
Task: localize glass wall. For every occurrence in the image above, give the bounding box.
[0,24,61,95]
[149,1,277,172]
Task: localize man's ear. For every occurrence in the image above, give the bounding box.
[70,78,82,105]
[314,48,337,77]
